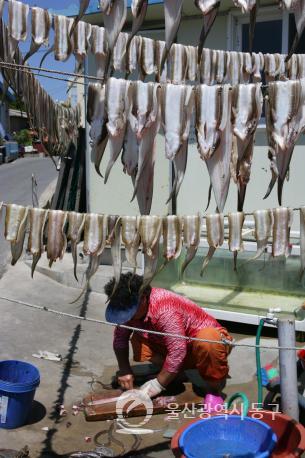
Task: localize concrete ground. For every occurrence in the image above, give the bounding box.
[0,254,287,457]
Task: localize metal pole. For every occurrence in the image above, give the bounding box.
[278,319,299,421]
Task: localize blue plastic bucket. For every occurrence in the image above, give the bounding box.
[0,360,40,429]
[179,415,277,458]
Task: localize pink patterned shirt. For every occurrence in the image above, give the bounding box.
[113,287,222,373]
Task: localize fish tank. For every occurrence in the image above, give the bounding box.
[152,227,305,330]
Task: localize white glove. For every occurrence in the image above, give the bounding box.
[139,378,165,398]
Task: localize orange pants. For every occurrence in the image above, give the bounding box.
[131,327,232,382]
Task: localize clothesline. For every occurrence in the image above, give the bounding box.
[1,294,301,351]
[0,201,303,219]
[0,60,290,90]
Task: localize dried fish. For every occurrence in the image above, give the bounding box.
[83,213,108,257]
[70,0,90,38]
[139,215,162,286]
[73,20,92,62]
[201,213,224,274]
[162,215,183,262]
[181,214,201,276]
[54,15,74,61]
[155,40,167,82]
[186,46,198,82]
[139,37,156,78]
[67,212,86,281]
[23,7,51,63]
[121,216,140,269]
[46,210,67,268]
[252,52,264,82]
[132,147,156,215]
[233,0,257,53]
[264,80,305,205]
[231,84,263,211]
[283,0,305,59]
[129,81,160,202]
[112,32,127,72]
[196,84,232,212]
[101,0,127,80]
[28,208,48,277]
[126,36,140,75]
[126,0,148,70]
[272,207,293,257]
[195,0,220,63]
[168,43,188,84]
[199,48,217,85]
[108,216,122,290]
[5,204,29,266]
[228,212,244,271]
[72,213,108,303]
[87,83,108,173]
[8,0,29,56]
[160,0,184,73]
[91,26,108,78]
[251,209,273,261]
[103,78,130,183]
[300,207,305,278]
[162,84,194,202]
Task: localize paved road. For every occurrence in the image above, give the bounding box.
[0,156,58,276]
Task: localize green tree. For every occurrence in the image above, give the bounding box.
[14,129,32,146]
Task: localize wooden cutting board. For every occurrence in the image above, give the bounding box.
[83,383,203,422]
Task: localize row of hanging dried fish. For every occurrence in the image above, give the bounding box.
[0,18,80,153]
[87,77,305,214]
[2,0,305,85]
[3,203,304,291]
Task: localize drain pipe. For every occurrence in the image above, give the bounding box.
[278,319,299,421]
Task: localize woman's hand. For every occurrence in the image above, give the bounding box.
[118,373,134,391]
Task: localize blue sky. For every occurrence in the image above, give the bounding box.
[2,0,163,101]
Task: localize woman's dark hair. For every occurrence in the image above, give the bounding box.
[104,272,151,310]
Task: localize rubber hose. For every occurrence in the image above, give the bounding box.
[256,318,265,407]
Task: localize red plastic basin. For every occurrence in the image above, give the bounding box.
[171,410,305,457]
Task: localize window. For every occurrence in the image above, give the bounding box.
[232,7,289,54]
[242,20,282,53]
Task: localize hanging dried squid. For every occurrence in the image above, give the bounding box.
[272,207,293,258]
[126,0,148,72]
[70,0,91,38]
[91,26,108,78]
[87,83,108,172]
[228,212,245,271]
[181,214,201,277]
[201,213,224,274]
[28,208,48,277]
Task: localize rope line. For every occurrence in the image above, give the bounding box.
[0,294,301,351]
